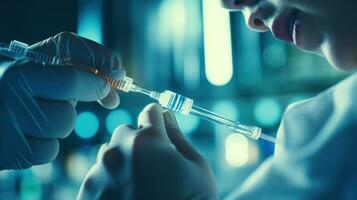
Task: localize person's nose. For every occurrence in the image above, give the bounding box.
[221,0,270,32]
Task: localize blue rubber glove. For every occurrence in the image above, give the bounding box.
[77,104,217,200]
[0,32,125,170]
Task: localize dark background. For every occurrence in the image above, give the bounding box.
[0,0,347,199]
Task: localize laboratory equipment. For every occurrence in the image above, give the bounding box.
[0,40,277,143]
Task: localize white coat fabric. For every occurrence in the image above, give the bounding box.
[225,73,357,200]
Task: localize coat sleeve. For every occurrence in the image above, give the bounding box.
[225,74,357,200]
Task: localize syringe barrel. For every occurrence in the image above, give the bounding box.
[189,105,262,140]
[157,90,193,115]
[153,90,263,140]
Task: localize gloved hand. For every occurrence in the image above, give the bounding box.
[77,104,217,200]
[0,32,125,170]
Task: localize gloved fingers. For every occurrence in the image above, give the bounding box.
[78,160,131,200]
[12,137,60,168]
[96,143,109,162]
[163,110,204,163]
[100,125,136,180]
[137,103,170,141]
[30,31,125,81]
[78,165,108,200]
[110,124,137,148]
[5,60,111,102]
[4,96,76,139]
[97,88,120,110]
[102,146,126,178]
[104,125,137,172]
[25,137,60,165]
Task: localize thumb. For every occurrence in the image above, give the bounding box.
[137,103,170,141]
[163,111,204,162]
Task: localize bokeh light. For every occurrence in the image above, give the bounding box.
[158,0,187,46]
[66,152,92,184]
[20,172,42,200]
[53,185,79,200]
[263,44,287,68]
[211,101,239,121]
[225,133,249,167]
[31,163,53,183]
[254,98,282,126]
[75,112,99,139]
[106,109,133,134]
[77,0,102,43]
[175,113,200,135]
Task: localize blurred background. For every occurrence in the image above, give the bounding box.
[0,0,348,199]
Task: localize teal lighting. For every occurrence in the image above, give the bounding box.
[211,101,239,121]
[75,112,99,139]
[237,16,262,77]
[20,173,42,200]
[106,109,133,134]
[175,113,200,135]
[262,43,287,68]
[77,0,103,44]
[254,98,282,126]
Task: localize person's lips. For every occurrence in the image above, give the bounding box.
[292,17,301,46]
[271,10,299,43]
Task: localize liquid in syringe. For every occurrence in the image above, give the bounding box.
[0,40,277,143]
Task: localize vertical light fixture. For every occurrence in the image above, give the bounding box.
[77,0,103,44]
[202,0,233,86]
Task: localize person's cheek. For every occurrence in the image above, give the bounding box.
[321,27,357,70]
[294,14,324,51]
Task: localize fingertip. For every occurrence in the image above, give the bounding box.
[27,138,60,165]
[97,89,120,110]
[109,125,137,157]
[142,103,163,115]
[43,139,60,163]
[60,102,77,139]
[110,124,137,145]
[138,103,164,129]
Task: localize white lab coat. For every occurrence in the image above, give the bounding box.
[226,73,357,200]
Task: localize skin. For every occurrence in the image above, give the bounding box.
[78,1,357,199]
[222,0,357,70]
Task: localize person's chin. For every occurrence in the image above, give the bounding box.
[322,42,357,71]
[328,57,357,71]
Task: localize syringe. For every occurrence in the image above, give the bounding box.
[0,40,277,143]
